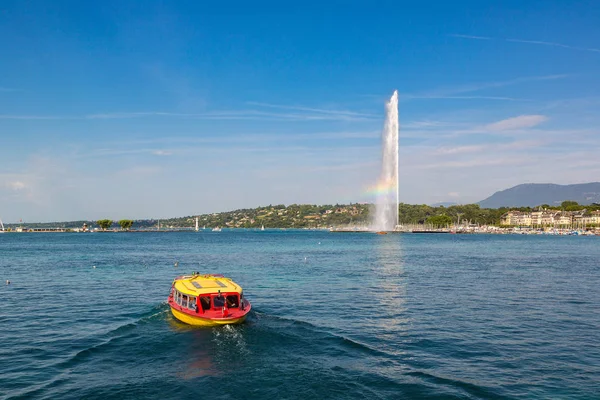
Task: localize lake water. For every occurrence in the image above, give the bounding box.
[1,231,599,399]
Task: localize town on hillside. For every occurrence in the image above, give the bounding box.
[4,201,600,234]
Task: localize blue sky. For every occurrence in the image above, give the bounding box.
[1,1,600,222]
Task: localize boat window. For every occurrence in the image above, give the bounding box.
[182,295,188,308]
[200,296,211,311]
[213,295,225,308]
[188,296,197,311]
[226,295,239,308]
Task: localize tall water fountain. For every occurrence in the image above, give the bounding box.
[372,90,399,231]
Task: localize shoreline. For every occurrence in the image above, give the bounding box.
[2,227,599,236]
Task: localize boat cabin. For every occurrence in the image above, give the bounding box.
[169,274,245,315]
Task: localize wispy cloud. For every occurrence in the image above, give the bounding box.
[152,150,173,156]
[485,115,548,131]
[401,120,463,129]
[507,39,600,53]
[449,34,491,40]
[299,161,379,173]
[452,34,600,53]
[405,95,530,102]
[246,101,376,117]
[434,145,486,155]
[116,166,162,177]
[78,147,180,158]
[1,109,374,122]
[431,139,548,157]
[417,156,529,170]
[95,130,380,151]
[0,115,75,120]
[413,74,567,99]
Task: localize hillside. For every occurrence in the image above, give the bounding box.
[160,204,370,228]
[478,183,600,208]
[6,204,371,230]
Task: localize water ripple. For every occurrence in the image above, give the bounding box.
[1,232,599,399]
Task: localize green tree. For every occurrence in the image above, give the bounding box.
[426,214,453,228]
[97,219,113,230]
[560,200,586,211]
[118,219,134,230]
[561,200,579,209]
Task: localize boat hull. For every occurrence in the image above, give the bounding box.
[170,306,247,327]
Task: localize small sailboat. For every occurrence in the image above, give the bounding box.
[212,227,222,232]
[261,224,265,231]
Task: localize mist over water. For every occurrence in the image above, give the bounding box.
[372,90,399,231]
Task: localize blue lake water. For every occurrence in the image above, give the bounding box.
[1,231,599,399]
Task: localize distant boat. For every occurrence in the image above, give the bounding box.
[0,217,5,233]
[261,225,265,231]
[212,227,222,232]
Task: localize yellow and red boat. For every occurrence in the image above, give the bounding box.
[168,273,251,327]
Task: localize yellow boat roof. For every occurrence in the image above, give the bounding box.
[173,274,242,296]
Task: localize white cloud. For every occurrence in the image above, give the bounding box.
[152,150,173,156]
[485,115,548,131]
[6,181,27,190]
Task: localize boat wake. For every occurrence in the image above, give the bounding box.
[251,311,391,358]
[7,304,172,399]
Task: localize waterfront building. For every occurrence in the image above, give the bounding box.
[501,211,533,226]
[502,209,600,227]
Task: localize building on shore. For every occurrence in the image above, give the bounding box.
[501,209,600,227]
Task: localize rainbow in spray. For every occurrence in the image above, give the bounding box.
[365,177,397,197]
[371,91,399,231]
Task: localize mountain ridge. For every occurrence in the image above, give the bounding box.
[478,182,600,208]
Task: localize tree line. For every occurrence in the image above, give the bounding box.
[400,201,600,227]
[96,219,134,230]
[9,201,600,230]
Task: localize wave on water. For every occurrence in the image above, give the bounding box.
[4,232,599,399]
[251,311,391,358]
[3,303,173,400]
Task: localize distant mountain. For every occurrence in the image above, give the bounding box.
[478,183,600,208]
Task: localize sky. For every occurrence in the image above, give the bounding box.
[1,0,600,222]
